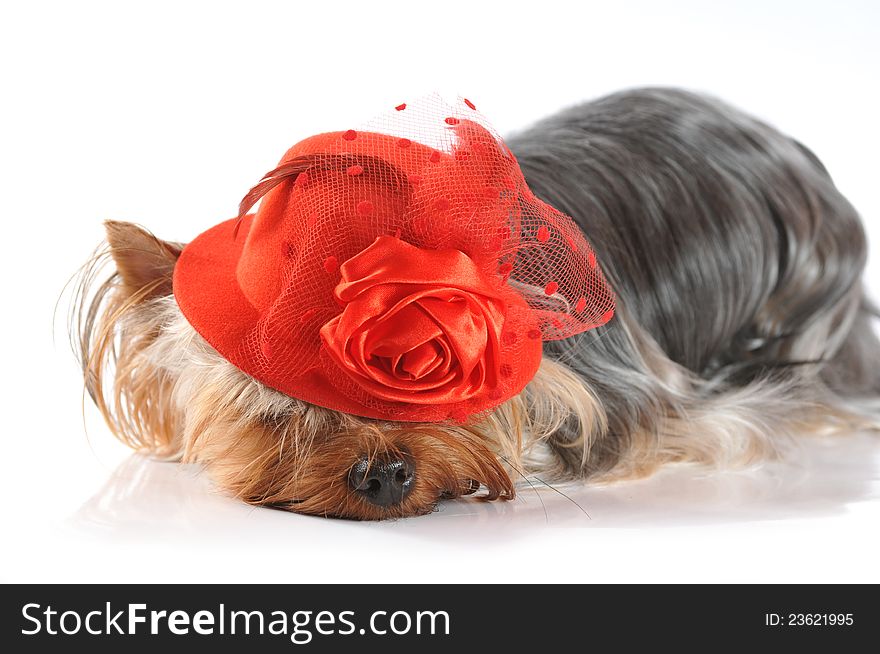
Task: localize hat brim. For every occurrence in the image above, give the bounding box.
[173,215,256,359]
[174,215,431,419]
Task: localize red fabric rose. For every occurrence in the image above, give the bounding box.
[320,236,507,405]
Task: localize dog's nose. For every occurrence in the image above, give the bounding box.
[348,454,415,508]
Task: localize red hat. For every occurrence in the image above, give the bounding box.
[173,96,615,423]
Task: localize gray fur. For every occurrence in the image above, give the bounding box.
[508,87,880,476]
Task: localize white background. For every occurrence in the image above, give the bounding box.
[1,0,878,583]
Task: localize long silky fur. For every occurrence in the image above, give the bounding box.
[509,87,880,481]
[71,87,880,519]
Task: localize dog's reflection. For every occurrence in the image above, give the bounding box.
[71,455,250,536]
[71,433,880,536]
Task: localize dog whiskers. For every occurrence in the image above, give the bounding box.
[532,476,591,520]
[499,455,549,524]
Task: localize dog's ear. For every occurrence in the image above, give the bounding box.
[104,220,183,299]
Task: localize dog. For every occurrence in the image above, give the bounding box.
[71,88,880,520]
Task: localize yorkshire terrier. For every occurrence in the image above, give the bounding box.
[72,89,880,520]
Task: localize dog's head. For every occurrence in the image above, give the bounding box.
[72,99,615,519]
[73,221,611,519]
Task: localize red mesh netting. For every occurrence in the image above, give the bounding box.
[174,95,615,423]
